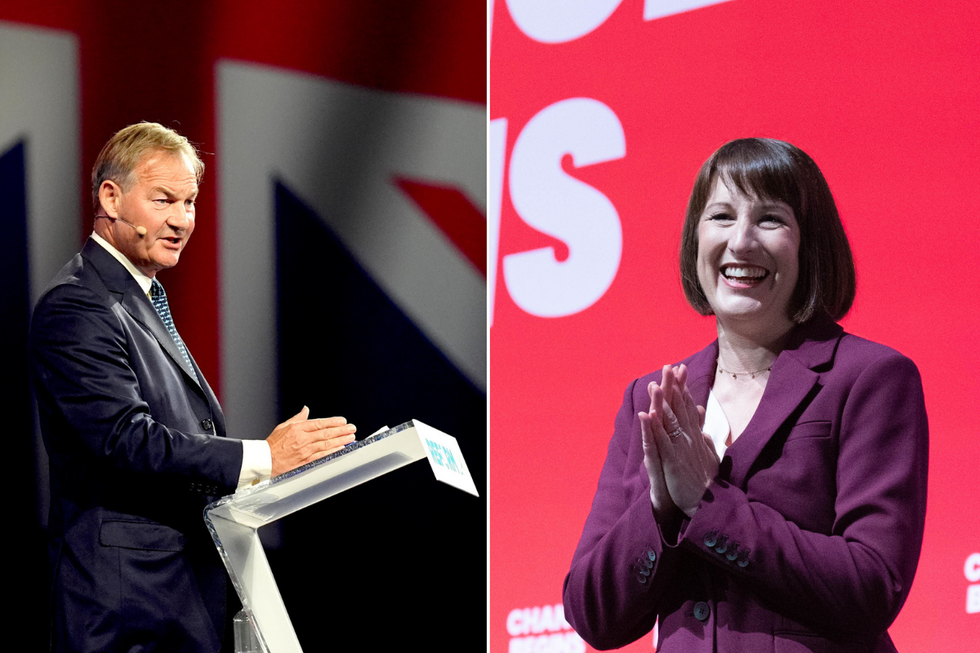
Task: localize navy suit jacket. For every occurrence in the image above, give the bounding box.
[563,316,928,652]
[30,238,244,652]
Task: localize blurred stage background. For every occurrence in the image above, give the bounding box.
[2,1,486,650]
[490,0,978,651]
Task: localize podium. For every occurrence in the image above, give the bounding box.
[204,419,478,653]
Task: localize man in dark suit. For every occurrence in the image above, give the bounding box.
[29,122,356,652]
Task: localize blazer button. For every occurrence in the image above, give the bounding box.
[201,418,213,431]
[714,535,728,554]
[704,530,718,548]
[693,602,710,622]
[647,549,656,562]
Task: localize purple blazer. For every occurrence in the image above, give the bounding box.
[563,316,928,652]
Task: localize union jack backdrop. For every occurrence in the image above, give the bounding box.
[2,2,486,649]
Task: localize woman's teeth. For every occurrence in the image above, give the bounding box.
[722,266,767,280]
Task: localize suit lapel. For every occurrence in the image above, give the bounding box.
[189,354,227,435]
[82,239,203,390]
[685,340,719,409]
[724,315,843,487]
[123,291,202,388]
[724,357,819,486]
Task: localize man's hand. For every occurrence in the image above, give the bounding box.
[267,406,356,476]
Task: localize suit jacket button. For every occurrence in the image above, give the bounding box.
[714,535,728,554]
[693,602,710,621]
[704,530,718,548]
[737,548,750,567]
[202,418,213,431]
[647,549,656,562]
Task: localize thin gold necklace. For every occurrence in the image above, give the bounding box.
[715,359,772,380]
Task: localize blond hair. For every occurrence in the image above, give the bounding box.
[92,122,204,212]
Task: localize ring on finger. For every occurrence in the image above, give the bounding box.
[668,427,683,439]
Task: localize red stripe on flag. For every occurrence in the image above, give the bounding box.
[394,177,486,277]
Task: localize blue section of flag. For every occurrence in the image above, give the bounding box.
[274,178,485,430]
[271,179,485,644]
[2,140,47,643]
[2,141,31,436]
[1,141,29,345]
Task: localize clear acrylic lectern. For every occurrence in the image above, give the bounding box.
[204,419,478,653]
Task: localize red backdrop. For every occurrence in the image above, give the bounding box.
[489,0,979,651]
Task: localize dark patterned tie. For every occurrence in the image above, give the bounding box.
[150,278,199,382]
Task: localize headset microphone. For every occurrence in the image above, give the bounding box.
[98,215,146,237]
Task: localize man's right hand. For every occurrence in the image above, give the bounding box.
[267,406,356,476]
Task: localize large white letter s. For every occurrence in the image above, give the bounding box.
[503,98,625,318]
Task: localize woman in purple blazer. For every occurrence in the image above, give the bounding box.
[563,139,928,652]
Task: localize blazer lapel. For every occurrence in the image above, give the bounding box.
[82,239,203,390]
[724,315,843,487]
[685,340,719,409]
[123,291,202,388]
[189,353,227,435]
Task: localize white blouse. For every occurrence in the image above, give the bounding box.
[703,389,732,460]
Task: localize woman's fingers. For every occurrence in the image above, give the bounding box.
[640,412,667,490]
[648,368,720,518]
[670,365,701,435]
[674,365,687,387]
[659,393,684,440]
[664,364,685,409]
[643,383,665,455]
[641,383,678,518]
[663,386,695,440]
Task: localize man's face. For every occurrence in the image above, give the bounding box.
[100,151,198,277]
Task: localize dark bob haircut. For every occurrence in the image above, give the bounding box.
[680,138,855,323]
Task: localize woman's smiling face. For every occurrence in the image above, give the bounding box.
[697,175,800,330]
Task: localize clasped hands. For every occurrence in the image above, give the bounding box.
[639,364,719,520]
[267,406,356,476]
